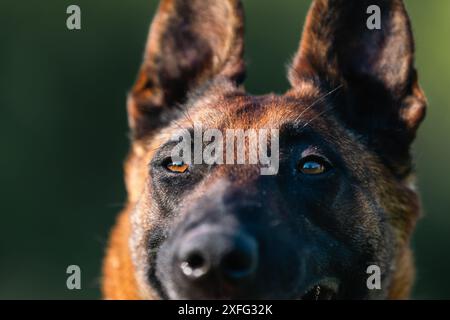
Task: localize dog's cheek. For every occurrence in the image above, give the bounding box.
[128,186,166,299]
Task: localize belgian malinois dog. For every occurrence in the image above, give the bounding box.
[103,0,427,299]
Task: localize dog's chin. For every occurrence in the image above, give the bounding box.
[158,278,340,300]
[298,279,340,300]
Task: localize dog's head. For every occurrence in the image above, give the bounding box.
[124,0,426,299]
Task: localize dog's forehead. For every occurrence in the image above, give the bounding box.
[149,81,360,156]
[182,85,331,131]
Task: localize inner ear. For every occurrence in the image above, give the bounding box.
[287,0,426,173]
[128,0,246,140]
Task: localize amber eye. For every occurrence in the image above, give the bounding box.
[165,160,189,173]
[298,156,330,175]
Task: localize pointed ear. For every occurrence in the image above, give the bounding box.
[128,0,245,139]
[289,0,426,170]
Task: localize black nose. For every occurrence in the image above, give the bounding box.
[177,228,258,282]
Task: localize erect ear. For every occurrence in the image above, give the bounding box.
[289,0,426,174]
[128,0,245,139]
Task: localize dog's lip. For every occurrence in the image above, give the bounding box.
[299,278,340,300]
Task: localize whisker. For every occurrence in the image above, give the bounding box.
[295,84,343,123]
[298,85,344,131]
[301,105,336,131]
[174,103,195,129]
[173,122,186,131]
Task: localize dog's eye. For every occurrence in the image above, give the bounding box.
[165,160,189,173]
[298,156,330,175]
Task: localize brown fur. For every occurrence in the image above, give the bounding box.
[103,0,426,299]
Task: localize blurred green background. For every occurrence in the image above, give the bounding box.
[0,0,449,299]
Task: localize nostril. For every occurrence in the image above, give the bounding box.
[221,250,253,278]
[176,229,258,283]
[180,250,209,279]
[186,251,205,269]
[220,237,258,280]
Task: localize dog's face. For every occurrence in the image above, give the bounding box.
[123,0,426,299]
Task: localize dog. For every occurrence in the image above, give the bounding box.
[102,0,426,299]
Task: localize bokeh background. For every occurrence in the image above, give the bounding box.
[0,0,449,299]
